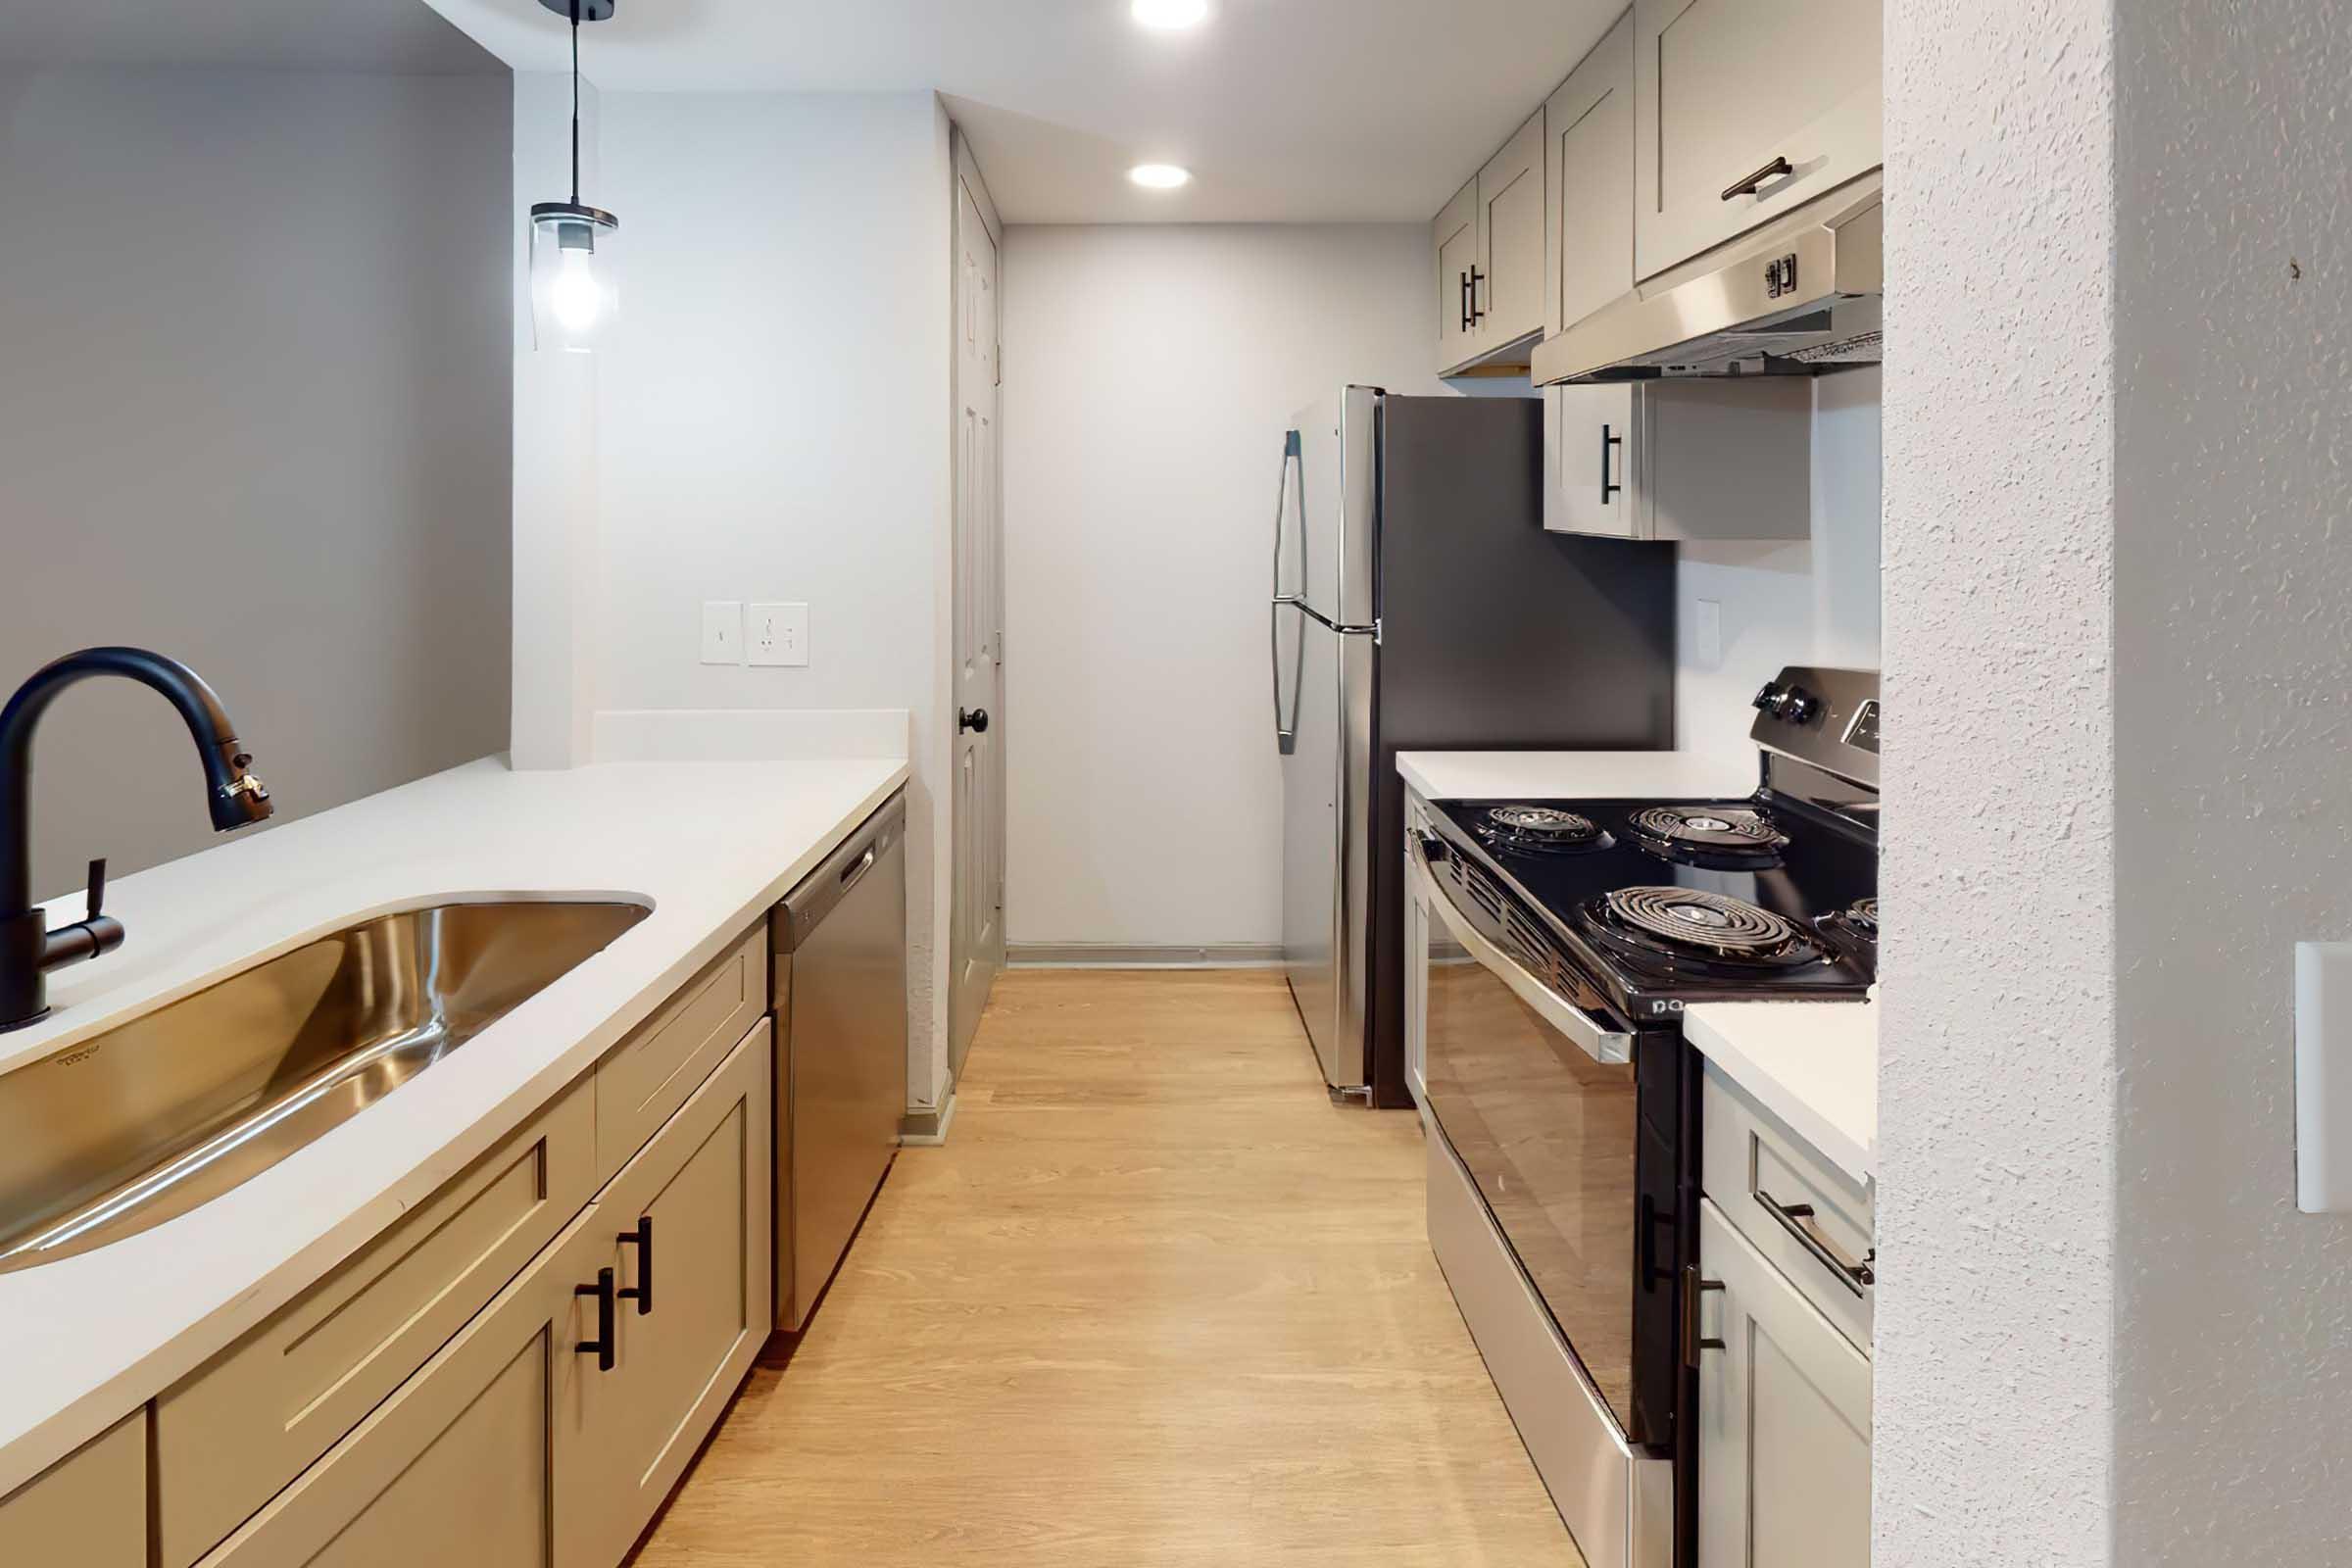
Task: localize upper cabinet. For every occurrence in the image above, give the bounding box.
[1476,109,1546,352]
[1434,178,1481,372]
[1632,0,1883,280]
[1433,109,1546,375]
[1544,11,1635,337]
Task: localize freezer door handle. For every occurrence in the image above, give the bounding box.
[1270,427,1304,609]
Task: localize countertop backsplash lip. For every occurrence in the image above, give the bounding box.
[0,752,907,1497]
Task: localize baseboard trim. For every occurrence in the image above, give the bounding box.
[1007,943,1286,969]
[899,1092,957,1146]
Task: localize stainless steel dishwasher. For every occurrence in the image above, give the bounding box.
[772,791,908,1332]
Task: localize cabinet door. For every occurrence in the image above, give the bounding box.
[1634,0,1883,279]
[568,1020,774,1567]
[0,1413,145,1568]
[1545,10,1636,336]
[196,1209,609,1568]
[1433,176,1481,372]
[1475,107,1546,352]
[1544,382,1642,538]
[1695,1200,1871,1568]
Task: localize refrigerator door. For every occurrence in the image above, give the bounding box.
[1290,386,1382,628]
[1282,609,1375,1093]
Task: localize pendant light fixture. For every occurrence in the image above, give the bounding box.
[528,0,619,353]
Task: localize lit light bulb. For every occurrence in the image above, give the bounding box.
[1133,0,1208,27]
[549,249,605,334]
[1128,163,1194,190]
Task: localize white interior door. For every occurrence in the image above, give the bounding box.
[949,168,1004,1081]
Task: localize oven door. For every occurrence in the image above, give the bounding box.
[1412,832,1656,1445]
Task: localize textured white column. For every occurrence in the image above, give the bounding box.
[1879,3,2117,1563]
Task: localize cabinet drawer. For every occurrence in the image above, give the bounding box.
[0,1412,145,1568]
[1702,1062,1873,1348]
[596,925,766,1180]
[158,1075,596,1568]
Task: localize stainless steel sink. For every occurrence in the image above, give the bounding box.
[0,899,649,1275]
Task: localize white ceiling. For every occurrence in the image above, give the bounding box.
[417,0,1623,223]
[0,0,501,74]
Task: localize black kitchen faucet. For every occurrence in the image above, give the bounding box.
[0,648,272,1032]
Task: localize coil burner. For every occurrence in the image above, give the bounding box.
[1626,804,1790,868]
[1585,886,1825,971]
[1478,804,1605,856]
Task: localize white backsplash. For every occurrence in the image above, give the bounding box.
[1676,365,1883,761]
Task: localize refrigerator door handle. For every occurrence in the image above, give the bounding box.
[1270,600,1301,754]
[1271,428,1304,610]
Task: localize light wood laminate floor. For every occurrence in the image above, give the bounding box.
[632,969,1585,1567]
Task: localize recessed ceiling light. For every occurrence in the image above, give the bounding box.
[1132,0,1209,27]
[1128,164,1194,190]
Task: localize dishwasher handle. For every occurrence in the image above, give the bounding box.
[775,791,907,955]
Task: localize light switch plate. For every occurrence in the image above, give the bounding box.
[1691,599,1724,668]
[701,601,743,665]
[749,603,808,667]
[2297,942,2352,1211]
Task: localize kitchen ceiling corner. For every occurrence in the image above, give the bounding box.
[416,0,1623,222]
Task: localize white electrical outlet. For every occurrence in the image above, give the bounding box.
[750,603,809,667]
[701,601,743,665]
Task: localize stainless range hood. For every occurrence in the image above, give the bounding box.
[1534,174,1883,385]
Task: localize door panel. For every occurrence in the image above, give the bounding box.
[1696,1200,1872,1568]
[1635,0,1883,277]
[568,1026,772,1567]
[949,172,1004,1079]
[1544,383,1642,538]
[1546,11,1636,336]
[1433,176,1479,372]
[1477,108,1546,349]
[1421,884,1642,1436]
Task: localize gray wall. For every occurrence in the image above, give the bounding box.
[0,59,512,899]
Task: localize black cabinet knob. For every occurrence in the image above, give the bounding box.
[958,708,990,735]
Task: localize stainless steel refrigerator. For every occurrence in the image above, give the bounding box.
[1272,387,1676,1105]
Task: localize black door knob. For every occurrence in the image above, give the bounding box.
[958,708,990,734]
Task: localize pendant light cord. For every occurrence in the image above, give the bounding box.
[569,0,582,205]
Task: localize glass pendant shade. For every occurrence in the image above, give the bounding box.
[529,203,619,354]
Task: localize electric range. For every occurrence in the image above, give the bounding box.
[1409,665,1879,1568]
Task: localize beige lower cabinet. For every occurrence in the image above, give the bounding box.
[1695,1200,1871,1568]
[567,1019,773,1565]
[0,1411,146,1567]
[194,1202,606,1568]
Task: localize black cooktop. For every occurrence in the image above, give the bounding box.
[1426,795,1877,1024]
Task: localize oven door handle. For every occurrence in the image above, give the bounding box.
[1410,832,1634,1066]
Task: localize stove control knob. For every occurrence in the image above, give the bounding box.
[1781,687,1821,724]
[1751,682,1785,713]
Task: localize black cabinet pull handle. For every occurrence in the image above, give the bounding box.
[1681,1264,1725,1369]
[1458,270,1471,334]
[576,1267,616,1370]
[1754,1186,1875,1295]
[1600,423,1624,505]
[1467,266,1486,325]
[1721,156,1793,202]
[616,1217,654,1315]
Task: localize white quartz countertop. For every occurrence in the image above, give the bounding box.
[1683,1001,1878,1183]
[0,755,906,1494]
[1396,749,1755,804]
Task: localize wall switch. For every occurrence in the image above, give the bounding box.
[749,603,808,667]
[1692,599,1724,668]
[701,601,743,665]
[2298,943,2352,1211]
